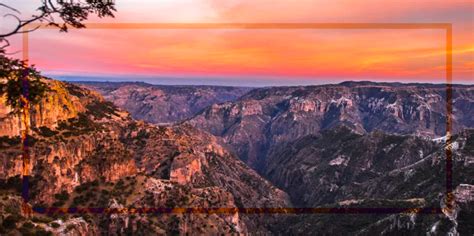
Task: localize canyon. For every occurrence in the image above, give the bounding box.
[0,79,288,234]
[1,79,473,234]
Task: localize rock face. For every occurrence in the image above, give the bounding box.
[187,81,474,170]
[184,81,474,234]
[76,81,251,124]
[1,79,473,235]
[266,127,474,206]
[0,78,289,234]
[0,80,87,137]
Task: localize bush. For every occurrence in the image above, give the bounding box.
[52,201,64,207]
[74,184,88,193]
[0,175,22,194]
[35,228,53,236]
[3,214,20,229]
[31,216,53,224]
[54,191,70,202]
[65,84,85,98]
[65,224,75,233]
[57,113,98,134]
[23,222,34,228]
[50,222,60,228]
[86,101,118,119]
[90,180,99,187]
[38,126,58,137]
[0,136,21,147]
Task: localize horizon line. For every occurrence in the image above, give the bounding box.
[50,74,473,88]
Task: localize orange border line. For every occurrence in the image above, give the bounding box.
[21,22,454,214]
[25,22,451,30]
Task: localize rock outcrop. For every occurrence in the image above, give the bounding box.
[0,78,289,234]
[2,79,472,234]
[187,82,474,170]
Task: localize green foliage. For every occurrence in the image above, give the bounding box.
[33,228,53,236]
[0,135,21,148]
[37,126,58,137]
[22,222,34,228]
[57,113,101,137]
[65,224,75,232]
[54,190,70,202]
[52,200,64,207]
[50,222,60,228]
[70,180,105,207]
[31,216,53,224]
[86,100,118,119]
[19,222,53,236]
[64,83,85,98]
[0,56,49,111]
[0,0,115,38]
[2,214,21,229]
[74,184,88,193]
[71,195,87,207]
[0,175,22,193]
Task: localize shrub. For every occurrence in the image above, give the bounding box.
[31,216,53,224]
[0,136,21,147]
[52,201,64,207]
[90,180,99,187]
[54,191,70,202]
[38,126,58,137]
[72,196,85,206]
[35,228,53,236]
[3,214,20,229]
[22,222,34,228]
[65,84,85,98]
[86,101,118,119]
[74,184,88,193]
[65,224,75,232]
[50,222,60,228]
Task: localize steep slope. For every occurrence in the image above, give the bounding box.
[0,78,289,234]
[265,127,473,207]
[184,81,474,234]
[277,185,474,235]
[76,81,251,124]
[187,82,474,170]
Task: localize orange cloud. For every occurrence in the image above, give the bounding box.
[5,0,472,84]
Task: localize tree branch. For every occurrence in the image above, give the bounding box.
[0,3,20,14]
[0,38,10,51]
[0,12,48,38]
[0,1,116,48]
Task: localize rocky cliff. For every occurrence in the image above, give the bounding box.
[2,79,473,235]
[187,82,474,170]
[184,81,474,234]
[0,78,289,235]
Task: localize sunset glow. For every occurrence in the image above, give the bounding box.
[1,0,472,85]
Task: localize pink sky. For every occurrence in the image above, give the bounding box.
[1,0,472,85]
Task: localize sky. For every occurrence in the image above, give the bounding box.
[1,0,473,86]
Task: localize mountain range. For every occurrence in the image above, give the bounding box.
[0,79,473,235]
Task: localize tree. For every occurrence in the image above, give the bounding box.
[0,0,116,39]
[0,55,47,111]
[0,0,117,108]
[0,0,116,216]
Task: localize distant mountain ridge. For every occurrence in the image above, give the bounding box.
[74,81,252,124]
[337,80,473,88]
[187,81,473,169]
